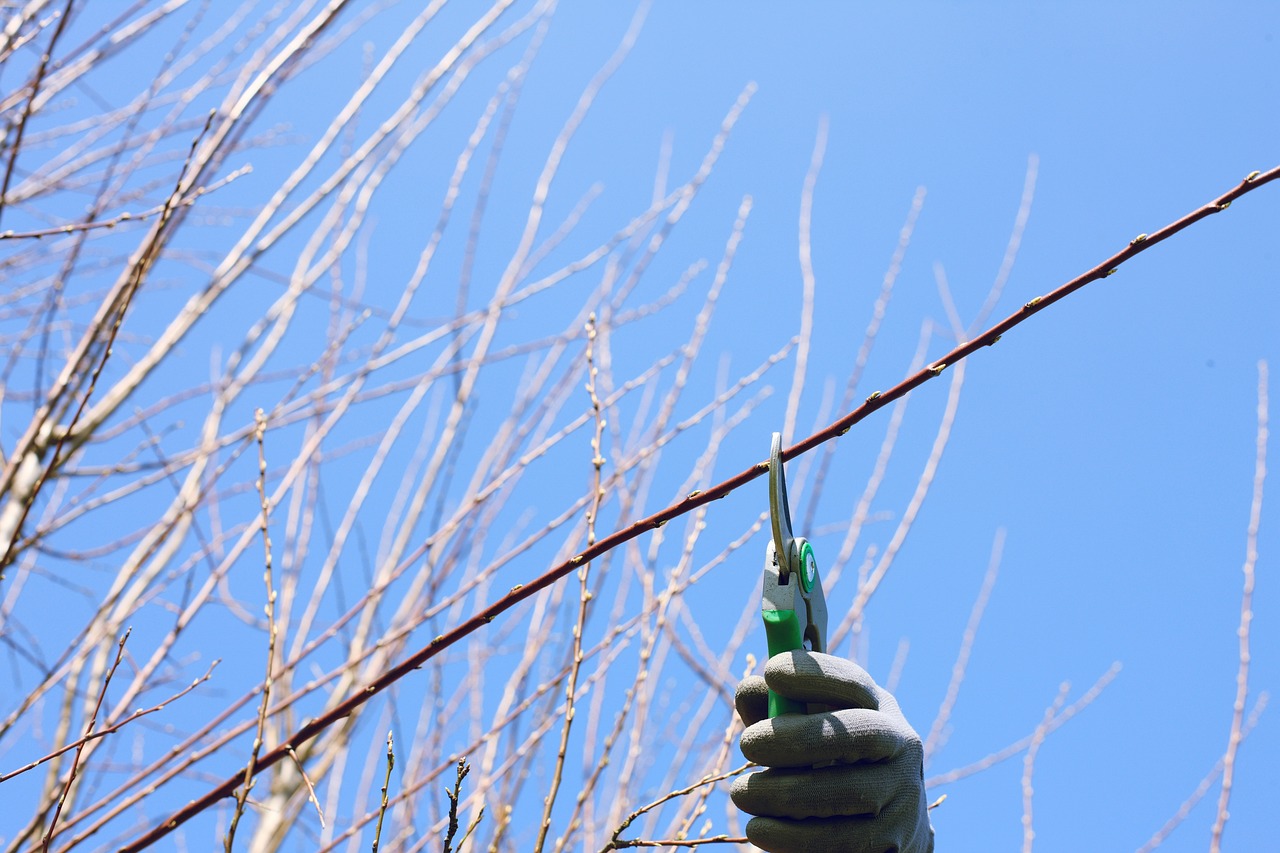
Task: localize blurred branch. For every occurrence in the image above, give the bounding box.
[924,528,1005,764]
[1021,682,1069,853]
[927,662,1121,787]
[1210,359,1268,852]
[801,185,924,534]
[782,114,825,446]
[1136,693,1267,852]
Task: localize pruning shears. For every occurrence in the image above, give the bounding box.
[761,432,828,717]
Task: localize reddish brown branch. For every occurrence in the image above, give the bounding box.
[116,166,1280,851]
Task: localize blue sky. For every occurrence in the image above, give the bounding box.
[2,2,1277,851]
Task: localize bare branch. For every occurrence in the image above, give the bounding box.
[1021,682,1069,853]
[1209,360,1268,852]
[372,732,395,852]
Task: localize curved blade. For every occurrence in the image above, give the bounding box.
[769,432,795,579]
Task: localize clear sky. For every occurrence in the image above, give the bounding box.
[1,2,1277,851]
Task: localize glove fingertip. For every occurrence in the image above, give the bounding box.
[765,650,880,710]
[735,675,770,727]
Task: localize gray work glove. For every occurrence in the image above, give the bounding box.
[731,651,934,853]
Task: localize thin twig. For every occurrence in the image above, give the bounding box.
[40,627,130,851]
[1209,360,1268,852]
[457,808,485,853]
[884,637,910,695]
[372,732,395,852]
[610,837,748,849]
[0,659,217,784]
[970,153,1038,333]
[535,314,607,853]
[826,320,932,604]
[782,114,825,445]
[442,758,474,853]
[802,185,925,534]
[287,746,326,829]
[927,662,1121,787]
[924,529,1005,763]
[114,165,1280,852]
[225,409,280,851]
[602,763,753,852]
[0,165,252,240]
[1022,682,1069,853]
[669,697,747,840]
[834,355,966,646]
[1136,693,1268,852]
[554,520,766,849]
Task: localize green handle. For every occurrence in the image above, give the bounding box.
[762,608,805,716]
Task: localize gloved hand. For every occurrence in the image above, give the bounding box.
[731,651,934,853]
